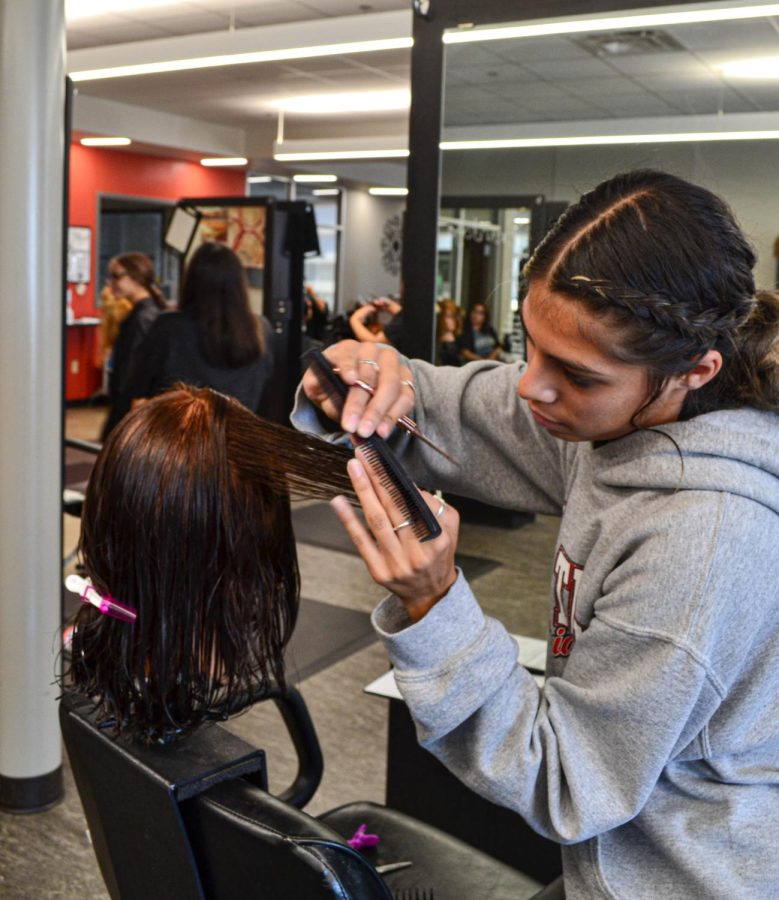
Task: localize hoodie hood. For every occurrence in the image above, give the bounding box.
[594,408,779,516]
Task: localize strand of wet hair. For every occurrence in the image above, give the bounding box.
[228,413,358,504]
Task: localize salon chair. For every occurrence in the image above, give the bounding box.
[61,688,562,900]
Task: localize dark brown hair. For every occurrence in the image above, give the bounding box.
[113,252,167,309]
[180,242,264,367]
[524,169,779,417]
[66,385,354,743]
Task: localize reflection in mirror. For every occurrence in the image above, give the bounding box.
[437,202,533,365]
[439,5,779,364]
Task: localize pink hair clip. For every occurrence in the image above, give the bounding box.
[347,823,380,850]
[65,574,137,624]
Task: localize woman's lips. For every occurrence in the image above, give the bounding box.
[529,406,563,429]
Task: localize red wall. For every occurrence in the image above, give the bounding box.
[66,144,246,400]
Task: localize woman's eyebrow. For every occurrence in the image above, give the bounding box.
[520,309,611,379]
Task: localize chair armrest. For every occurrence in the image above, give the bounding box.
[255,684,324,809]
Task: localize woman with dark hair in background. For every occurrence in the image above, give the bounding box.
[126,242,274,414]
[100,252,167,439]
[66,385,354,743]
[297,170,779,898]
[457,301,501,363]
[436,298,463,366]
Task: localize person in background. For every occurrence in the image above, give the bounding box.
[349,296,404,352]
[125,242,274,415]
[303,283,331,346]
[436,298,463,366]
[457,301,502,363]
[100,252,167,439]
[96,282,133,370]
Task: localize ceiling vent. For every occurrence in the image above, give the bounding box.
[575,29,686,57]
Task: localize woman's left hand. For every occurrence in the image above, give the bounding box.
[331,451,459,623]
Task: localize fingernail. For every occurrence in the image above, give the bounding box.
[377,420,392,439]
[343,414,359,433]
[347,458,364,478]
[330,495,349,513]
[357,419,375,438]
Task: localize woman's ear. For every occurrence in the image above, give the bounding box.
[680,349,723,391]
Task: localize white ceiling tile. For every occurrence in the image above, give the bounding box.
[490,37,593,64]
[521,57,616,80]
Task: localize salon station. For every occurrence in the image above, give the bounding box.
[1,1,778,898]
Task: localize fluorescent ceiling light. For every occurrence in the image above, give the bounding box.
[79,136,132,147]
[443,3,779,44]
[718,56,779,78]
[69,37,413,82]
[273,89,410,115]
[247,175,273,183]
[369,187,408,196]
[275,148,409,161]
[79,136,131,146]
[312,188,341,196]
[293,174,338,183]
[441,130,779,150]
[200,157,248,167]
[66,0,174,20]
[513,216,531,225]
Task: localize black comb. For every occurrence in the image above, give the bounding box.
[306,350,442,543]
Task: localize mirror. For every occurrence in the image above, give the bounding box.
[438,6,779,363]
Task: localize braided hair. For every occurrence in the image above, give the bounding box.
[524,170,779,417]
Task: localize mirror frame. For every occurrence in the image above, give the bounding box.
[402,0,707,360]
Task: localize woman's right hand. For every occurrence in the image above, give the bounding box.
[301,339,416,439]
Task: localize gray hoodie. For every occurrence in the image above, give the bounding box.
[292,358,779,899]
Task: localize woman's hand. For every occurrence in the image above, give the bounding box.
[301,339,416,439]
[331,451,459,623]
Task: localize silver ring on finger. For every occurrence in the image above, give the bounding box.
[393,519,414,532]
[436,500,446,518]
[358,358,380,371]
[401,379,416,395]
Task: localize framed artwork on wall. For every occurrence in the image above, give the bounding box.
[66,225,91,284]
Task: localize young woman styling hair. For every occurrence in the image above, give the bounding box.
[294,170,779,898]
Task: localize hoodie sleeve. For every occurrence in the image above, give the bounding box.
[291,357,568,515]
[373,568,721,845]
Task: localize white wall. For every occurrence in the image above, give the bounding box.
[339,190,404,311]
[442,141,779,290]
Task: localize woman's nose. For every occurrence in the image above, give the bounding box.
[517,354,558,404]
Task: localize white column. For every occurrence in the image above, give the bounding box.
[0,0,65,810]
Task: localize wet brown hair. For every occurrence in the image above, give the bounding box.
[67,385,355,743]
[524,169,779,417]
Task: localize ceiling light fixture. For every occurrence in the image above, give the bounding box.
[312,188,341,196]
[79,136,132,146]
[275,149,409,161]
[718,55,779,78]
[273,89,410,115]
[368,187,408,196]
[200,157,248,167]
[66,0,174,20]
[441,130,779,150]
[69,37,413,82]
[292,174,338,183]
[442,3,779,44]
[513,216,531,225]
[247,175,273,183]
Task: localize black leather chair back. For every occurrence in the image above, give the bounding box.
[60,691,390,900]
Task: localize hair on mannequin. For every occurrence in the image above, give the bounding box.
[66,385,355,743]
